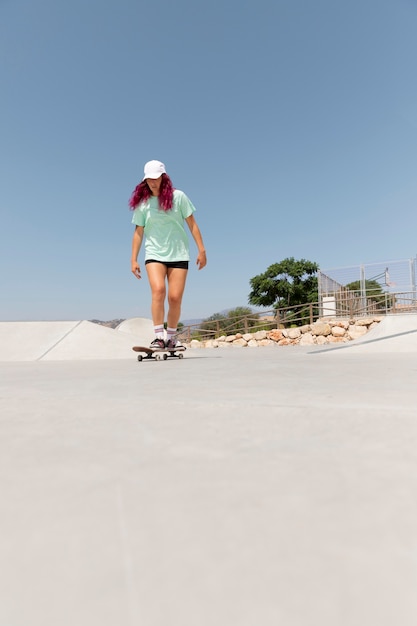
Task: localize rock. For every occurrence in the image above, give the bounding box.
[310,322,331,336]
[232,339,248,347]
[299,333,315,345]
[268,329,284,342]
[287,328,301,339]
[355,317,374,326]
[331,320,349,330]
[204,340,218,348]
[185,316,384,350]
[331,325,346,337]
[347,325,368,340]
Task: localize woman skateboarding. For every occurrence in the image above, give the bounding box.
[129,160,207,350]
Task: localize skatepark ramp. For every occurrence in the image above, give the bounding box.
[3,314,417,361]
[0,318,154,361]
[320,314,417,354]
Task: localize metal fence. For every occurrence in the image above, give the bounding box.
[179,292,417,342]
[178,304,321,343]
[318,257,417,317]
[178,257,417,341]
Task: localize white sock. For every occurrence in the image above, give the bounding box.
[154,325,165,339]
[166,327,177,342]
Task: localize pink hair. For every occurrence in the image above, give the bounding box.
[129,173,174,211]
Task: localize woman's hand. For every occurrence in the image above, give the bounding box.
[131,227,144,279]
[186,215,207,270]
[196,250,207,270]
[131,260,141,279]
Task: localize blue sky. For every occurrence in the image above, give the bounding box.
[1,0,416,322]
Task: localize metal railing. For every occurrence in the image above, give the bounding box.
[178,303,321,343]
[320,289,417,317]
[178,292,417,343]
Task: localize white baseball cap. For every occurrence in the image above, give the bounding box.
[143,160,166,180]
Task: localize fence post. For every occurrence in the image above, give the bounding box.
[317,270,322,316]
[360,265,366,315]
[411,257,417,304]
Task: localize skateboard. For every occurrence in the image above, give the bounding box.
[132,345,186,361]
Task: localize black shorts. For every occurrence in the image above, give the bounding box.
[145,259,189,270]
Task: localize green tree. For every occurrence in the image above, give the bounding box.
[224,306,259,334]
[248,257,319,309]
[345,279,383,297]
[201,307,259,336]
[200,312,224,336]
[345,279,388,309]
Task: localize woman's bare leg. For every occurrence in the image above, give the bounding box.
[145,263,168,326]
[166,267,188,329]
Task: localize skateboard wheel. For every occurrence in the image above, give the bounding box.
[178,353,184,359]
[137,355,143,362]
[162,353,168,360]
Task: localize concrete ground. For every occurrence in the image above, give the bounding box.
[1,316,417,626]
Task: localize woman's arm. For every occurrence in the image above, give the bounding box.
[131,225,144,279]
[186,214,207,270]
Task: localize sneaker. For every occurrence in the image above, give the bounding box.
[165,337,182,350]
[150,337,165,350]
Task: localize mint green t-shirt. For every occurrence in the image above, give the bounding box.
[131,189,196,262]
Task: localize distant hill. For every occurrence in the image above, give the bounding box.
[90,319,125,329]
[182,307,266,326]
[91,318,204,329]
[180,318,203,327]
[90,308,266,330]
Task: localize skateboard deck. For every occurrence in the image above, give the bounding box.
[132,345,186,361]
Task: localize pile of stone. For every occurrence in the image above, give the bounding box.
[187,317,384,348]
